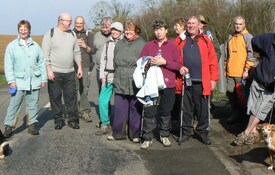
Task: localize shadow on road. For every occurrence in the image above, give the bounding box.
[13,108,53,135]
[229,147,269,168]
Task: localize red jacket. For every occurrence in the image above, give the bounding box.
[175,33,220,95]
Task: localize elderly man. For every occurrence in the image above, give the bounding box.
[73,16,95,122]
[178,16,219,145]
[42,12,83,130]
[225,16,255,124]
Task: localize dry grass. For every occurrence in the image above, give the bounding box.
[0,35,43,74]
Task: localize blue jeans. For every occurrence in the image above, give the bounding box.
[5,89,39,127]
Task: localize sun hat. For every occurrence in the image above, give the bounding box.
[110,22,123,32]
[198,15,208,24]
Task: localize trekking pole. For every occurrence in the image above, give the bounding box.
[178,75,185,145]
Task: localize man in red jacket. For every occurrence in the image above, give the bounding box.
[178,16,219,145]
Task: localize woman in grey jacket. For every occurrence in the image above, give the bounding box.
[107,19,146,142]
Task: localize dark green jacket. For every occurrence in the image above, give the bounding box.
[113,36,146,95]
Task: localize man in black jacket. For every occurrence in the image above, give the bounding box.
[234,33,275,146]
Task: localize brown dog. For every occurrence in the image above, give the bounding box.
[257,123,275,170]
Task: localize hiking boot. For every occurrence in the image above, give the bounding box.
[234,132,248,146]
[194,132,211,145]
[140,140,153,149]
[132,138,140,143]
[160,136,171,147]
[28,123,39,135]
[3,125,13,138]
[95,125,111,136]
[81,112,93,122]
[244,132,259,145]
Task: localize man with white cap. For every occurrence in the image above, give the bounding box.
[96,22,124,136]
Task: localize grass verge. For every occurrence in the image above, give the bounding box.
[0,74,7,87]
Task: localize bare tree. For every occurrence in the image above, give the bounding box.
[89,0,134,32]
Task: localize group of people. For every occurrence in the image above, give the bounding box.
[2,12,275,150]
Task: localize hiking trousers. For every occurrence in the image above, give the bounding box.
[99,82,113,126]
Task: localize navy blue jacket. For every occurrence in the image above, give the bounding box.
[252,33,275,91]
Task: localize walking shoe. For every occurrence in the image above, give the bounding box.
[244,132,259,145]
[55,120,65,130]
[67,122,80,129]
[107,135,116,141]
[28,123,39,135]
[194,132,211,145]
[132,138,140,143]
[160,136,171,147]
[3,125,12,138]
[81,112,93,122]
[178,134,192,143]
[140,140,153,149]
[96,121,102,128]
[95,125,111,136]
[234,132,248,146]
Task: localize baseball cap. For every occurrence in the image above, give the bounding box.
[198,15,208,24]
[110,22,124,32]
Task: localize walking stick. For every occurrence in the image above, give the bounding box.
[178,76,185,145]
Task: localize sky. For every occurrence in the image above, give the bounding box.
[0,0,138,35]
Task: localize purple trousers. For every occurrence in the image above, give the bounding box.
[112,93,142,140]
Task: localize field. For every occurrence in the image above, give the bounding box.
[0,35,43,74]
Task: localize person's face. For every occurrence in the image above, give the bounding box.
[59,16,72,31]
[111,28,122,40]
[124,27,138,41]
[154,27,167,41]
[18,25,29,40]
[199,22,205,31]
[101,22,111,35]
[174,23,184,35]
[187,18,199,36]
[234,19,245,33]
[74,18,85,31]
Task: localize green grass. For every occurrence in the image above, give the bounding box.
[212,89,228,102]
[0,74,7,87]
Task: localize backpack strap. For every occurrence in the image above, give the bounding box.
[50,28,75,38]
[104,41,114,73]
[50,28,54,38]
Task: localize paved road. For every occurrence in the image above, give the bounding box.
[0,69,272,175]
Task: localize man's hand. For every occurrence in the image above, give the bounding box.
[47,67,55,81]
[210,80,217,91]
[179,66,189,75]
[77,68,83,79]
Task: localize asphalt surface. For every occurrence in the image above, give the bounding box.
[0,68,273,175]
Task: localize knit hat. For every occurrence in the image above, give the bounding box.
[198,15,208,24]
[111,22,123,32]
